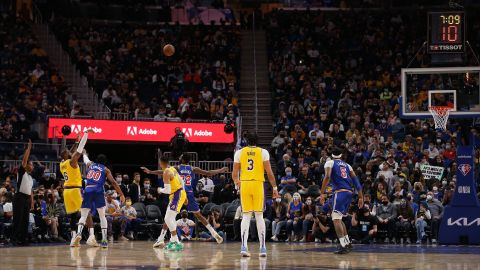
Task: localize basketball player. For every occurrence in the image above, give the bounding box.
[320,147,363,254]
[232,133,279,257]
[60,128,96,247]
[142,154,228,247]
[72,152,125,248]
[157,157,187,251]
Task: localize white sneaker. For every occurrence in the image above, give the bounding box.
[108,236,114,243]
[153,238,165,248]
[213,232,224,244]
[119,235,129,241]
[86,235,99,247]
[128,231,134,240]
[240,246,250,257]
[70,233,82,247]
[271,235,278,242]
[315,238,321,243]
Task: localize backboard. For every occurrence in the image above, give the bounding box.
[400,66,480,119]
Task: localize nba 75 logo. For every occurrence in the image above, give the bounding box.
[458,164,472,176]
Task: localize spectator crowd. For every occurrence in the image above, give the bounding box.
[52,19,240,122]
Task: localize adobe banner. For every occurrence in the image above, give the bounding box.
[48,118,234,143]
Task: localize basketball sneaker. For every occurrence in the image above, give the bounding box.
[240,246,250,257]
[213,232,224,244]
[165,241,184,252]
[259,247,267,257]
[153,239,165,248]
[70,233,81,247]
[86,235,99,247]
[100,240,108,249]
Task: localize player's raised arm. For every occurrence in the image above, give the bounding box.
[106,167,125,204]
[69,133,81,155]
[70,129,95,167]
[193,166,229,176]
[140,166,163,175]
[350,169,364,209]
[82,149,94,168]
[22,139,32,169]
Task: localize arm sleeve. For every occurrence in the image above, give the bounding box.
[76,132,89,153]
[262,149,270,161]
[234,150,241,163]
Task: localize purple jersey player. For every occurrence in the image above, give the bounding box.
[320,147,363,254]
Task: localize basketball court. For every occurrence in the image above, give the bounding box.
[1,242,480,269]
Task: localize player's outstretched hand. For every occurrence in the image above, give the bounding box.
[140,167,150,174]
[85,128,96,134]
[221,166,229,173]
[119,194,126,204]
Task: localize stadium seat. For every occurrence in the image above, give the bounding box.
[220,203,231,215]
[202,203,216,216]
[222,204,238,240]
[132,203,147,219]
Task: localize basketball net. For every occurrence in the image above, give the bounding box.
[429,106,453,131]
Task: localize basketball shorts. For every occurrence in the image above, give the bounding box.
[81,191,106,209]
[169,188,187,213]
[332,191,353,216]
[64,188,83,214]
[186,191,200,212]
[240,180,264,212]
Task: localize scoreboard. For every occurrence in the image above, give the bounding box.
[428,11,465,53]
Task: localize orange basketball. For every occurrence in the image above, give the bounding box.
[163,44,175,57]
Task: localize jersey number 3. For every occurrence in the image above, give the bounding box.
[247,159,254,171]
[340,167,348,178]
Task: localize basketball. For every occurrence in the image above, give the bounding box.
[163,44,175,57]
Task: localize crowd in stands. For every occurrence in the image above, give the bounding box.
[51,19,240,122]
[0,14,76,145]
[266,9,480,244]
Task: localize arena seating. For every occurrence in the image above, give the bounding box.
[51,18,241,121]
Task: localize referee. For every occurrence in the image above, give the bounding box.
[12,140,34,246]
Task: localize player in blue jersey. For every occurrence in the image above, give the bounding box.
[72,152,125,248]
[141,154,228,248]
[320,148,363,254]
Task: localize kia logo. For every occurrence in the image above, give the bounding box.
[447,217,480,226]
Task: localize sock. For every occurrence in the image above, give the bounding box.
[345,235,351,244]
[71,231,76,238]
[158,229,167,241]
[170,234,179,243]
[89,228,94,238]
[77,223,85,236]
[241,213,252,250]
[339,236,347,248]
[254,212,266,249]
[206,224,218,236]
[101,228,107,242]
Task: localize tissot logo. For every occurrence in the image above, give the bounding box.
[447,217,480,226]
[127,126,137,135]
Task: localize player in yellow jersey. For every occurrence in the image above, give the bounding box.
[59,128,95,247]
[232,133,279,257]
[157,156,187,251]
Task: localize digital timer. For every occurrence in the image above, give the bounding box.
[428,11,465,53]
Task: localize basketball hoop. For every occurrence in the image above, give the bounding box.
[429,106,453,131]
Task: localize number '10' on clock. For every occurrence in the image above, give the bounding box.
[440,15,461,42]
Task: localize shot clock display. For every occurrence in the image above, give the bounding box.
[428,11,465,53]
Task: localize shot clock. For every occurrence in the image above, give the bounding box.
[428,11,465,53]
